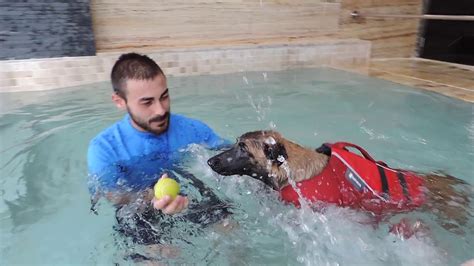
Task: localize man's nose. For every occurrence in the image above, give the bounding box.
[152,101,166,115]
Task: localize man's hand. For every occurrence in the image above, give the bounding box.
[152,195,189,215]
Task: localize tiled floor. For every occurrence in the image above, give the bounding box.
[367,58,474,103]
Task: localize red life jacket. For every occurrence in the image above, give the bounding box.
[279,142,426,214]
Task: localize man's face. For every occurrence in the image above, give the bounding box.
[113,74,171,135]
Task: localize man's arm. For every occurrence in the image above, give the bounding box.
[87,139,150,208]
[88,135,188,214]
[105,189,153,207]
[194,121,232,150]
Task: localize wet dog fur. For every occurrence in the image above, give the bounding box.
[207,130,471,232]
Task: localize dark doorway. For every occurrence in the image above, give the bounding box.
[420,0,474,65]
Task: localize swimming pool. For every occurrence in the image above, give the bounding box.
[0,68,472,265]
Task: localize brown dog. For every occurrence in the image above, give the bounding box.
[208,130,471,233]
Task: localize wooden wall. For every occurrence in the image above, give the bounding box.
[90,0,340,50]
[90,0,422,58]
[337,0,422,58]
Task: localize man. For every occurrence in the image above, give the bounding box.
[87,52,229,216]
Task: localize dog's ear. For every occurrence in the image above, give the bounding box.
[263,142,288,166]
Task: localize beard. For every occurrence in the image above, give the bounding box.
[128,108,170,135]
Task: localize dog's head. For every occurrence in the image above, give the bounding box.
[207,130,291,190]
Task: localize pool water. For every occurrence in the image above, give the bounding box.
[0,68,472,265]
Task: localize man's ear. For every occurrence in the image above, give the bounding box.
[112,93,126,110]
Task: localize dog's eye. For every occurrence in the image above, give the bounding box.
[238,142,247,151]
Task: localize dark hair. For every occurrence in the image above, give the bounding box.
[111,53,164,98]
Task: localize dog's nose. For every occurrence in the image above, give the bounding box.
[207,157,220,168]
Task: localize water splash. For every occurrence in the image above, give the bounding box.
[247,94,272,122]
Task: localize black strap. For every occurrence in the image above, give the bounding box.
[397,172,411,203]
[377,165,390,200]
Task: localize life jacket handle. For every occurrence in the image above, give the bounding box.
[331,142,388,167]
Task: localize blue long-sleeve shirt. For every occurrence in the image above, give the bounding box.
[87,113,229,194]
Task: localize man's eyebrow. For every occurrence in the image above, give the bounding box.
[160,88,169,98]
[139,97,154,102]
[138,89,168,101]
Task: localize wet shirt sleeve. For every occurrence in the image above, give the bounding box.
[87,138,123,195]
[190,119,231,149]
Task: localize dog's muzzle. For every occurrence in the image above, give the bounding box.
[208,146,255,176]
[207,155,235,176]
[207,156,221,171]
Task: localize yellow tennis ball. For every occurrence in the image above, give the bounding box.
[154,177,180,200]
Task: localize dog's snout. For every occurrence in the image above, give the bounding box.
[207,157,220,168]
